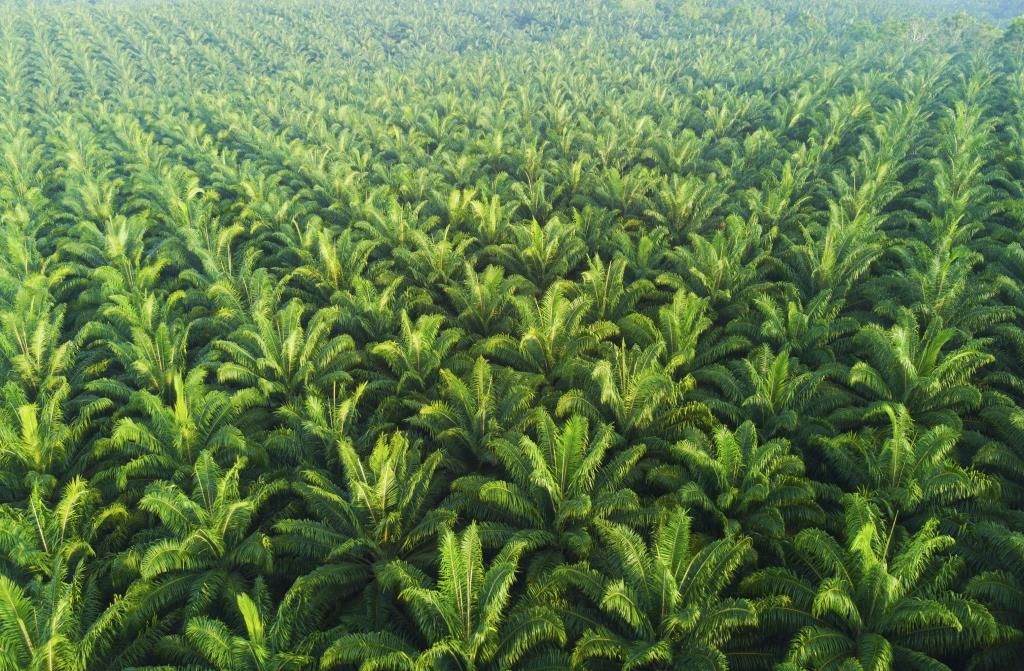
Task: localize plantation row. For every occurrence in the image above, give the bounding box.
[0,1,1022,669]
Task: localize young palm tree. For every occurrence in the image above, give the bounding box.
[92,369,247,499]
[0,480,132,671]
[652,421,821,558]
[87,288,192,403]
[0,569,133,671]
[393,228,474,308]
[450,409,643,564]
[618,289,721,378]
[667,215,775,318]
[321,524,565,671]
[444,264,520,341]
[213,299,359,461]
[414,356,535,472]
[215,299,358,409]
[558,508,757,671]
[0,284,77,398]
[369,310,463,405]
[785,201,886,309]
[481,281,616,392]
[127,453,279,622]
[134,581,313,671]
[752,293,859,367]
[817,404,992,526]
[843,309,993,429]
[744,495,997,671]
[697,345,835,442]
[963,522,1024,670]
[558,341,707,449]
[577,254,654,328]
[0,382,92,501]
[273,432,453,630]
[286,227,379,306]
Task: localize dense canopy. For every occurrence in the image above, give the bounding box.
[0,0,1022,669]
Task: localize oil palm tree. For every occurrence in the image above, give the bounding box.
[135,582,314,671]
[963,522,1024,670]
[557,341,708,448]
[214,299,359,432]
[0,480,132,671]
[558,508,757,671]
[0,568,134,671]
[0,381,95,501]
[844,309,993,429]
[450,409,643,564]
[127,453,279,622]
[744,495,997,671]
[481,282,616,392]
[444,264,520,341]
[0,283,77,398]
[697,345,836,441]
[652,421,821,558]
[273,432,453,630]
[414,356,535,472]
[91,369,247,500]
[666,215,775,318]
[494,216,586,294]
[578,254,654,329]
[817,404,992,526]
[369,310,463,406]
[321,524,566,671]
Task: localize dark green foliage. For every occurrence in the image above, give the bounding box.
[0,0,1020,669]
